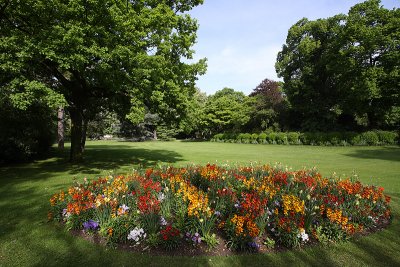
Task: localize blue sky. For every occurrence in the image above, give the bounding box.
[189,0,398,95]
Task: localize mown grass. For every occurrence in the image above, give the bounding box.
[0,140,399,267]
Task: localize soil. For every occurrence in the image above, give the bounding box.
[70,219,391,257]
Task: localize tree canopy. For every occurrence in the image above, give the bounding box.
[276,0,399,131]
[0,0,206,161]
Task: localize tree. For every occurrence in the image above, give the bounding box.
[247,78,287,131]
[202,88,251,136]
[0,0,206,162]
[338,0,400,129]
[0,90,56,164]
[276,0,399,131]
[178,88,208,138]
[276,16,346,131]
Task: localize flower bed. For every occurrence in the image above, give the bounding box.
[49,164,391,253]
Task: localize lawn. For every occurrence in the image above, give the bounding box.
[0,140,399,267]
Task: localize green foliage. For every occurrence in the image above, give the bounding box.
[276,132,288,145]
[0,0,206,161]
[1,141,400,266]
[86,111,120,140]
[375,130,398,145]
[0,95,56,164]
[258,133,267,143]
[202,88,252,137]
[360,131,379,146]
[276,0,399,131]
[247,79,288,131]
[211,131,398,146]
[287,132,300,144]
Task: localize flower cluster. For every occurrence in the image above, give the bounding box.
[127,227,146,244]
[160,225,180,241]
[83,220,99,231]
[186,232,202,245]
[49,164,391,251]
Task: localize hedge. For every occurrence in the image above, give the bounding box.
[211,131,399,146]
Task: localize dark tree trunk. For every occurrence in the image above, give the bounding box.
[57,107,65,150]
[69,108,85,162]
[82,118,88,152]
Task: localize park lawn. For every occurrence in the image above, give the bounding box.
[0,140,399,267]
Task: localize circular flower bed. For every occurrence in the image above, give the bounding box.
[48,164,391,254]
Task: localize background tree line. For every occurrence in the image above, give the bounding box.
[0,0,398,164]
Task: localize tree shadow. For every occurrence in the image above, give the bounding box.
[344,147,400,162]
[0,143,184,185]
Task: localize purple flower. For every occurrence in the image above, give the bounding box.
[192,232,201,244]
[83,220,99,231]
[248,241,260,249]
[186,232,201,244]
[214,210,221,216]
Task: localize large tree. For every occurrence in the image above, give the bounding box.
[276,0,399,131]
[0,0,206,162]
[275,15,346,131]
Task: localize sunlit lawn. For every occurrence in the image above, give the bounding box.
[1,140,399,266]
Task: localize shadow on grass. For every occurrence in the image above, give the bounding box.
[0,143,399,266]
[0,143,184,184]
[344,146,400,162]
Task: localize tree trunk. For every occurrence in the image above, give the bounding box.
[57,107,65,150]
[69,108,85,162]
[153,129,157,140]
[82,118,88,152]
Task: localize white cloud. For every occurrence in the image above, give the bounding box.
[196,44,282,94]
[190,0,399,95]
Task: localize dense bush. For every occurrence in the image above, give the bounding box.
[212,131,398,146]
[0,102,56,164]
[375,130,398,145]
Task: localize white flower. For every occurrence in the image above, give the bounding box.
[298,228,309,242]
[158,192,165,202]
[160,216,168,226]
[127,227,146,244]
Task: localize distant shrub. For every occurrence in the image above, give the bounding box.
[351,134,364,146]
[327,132,342,146]
[211,131,398,147]
[276,132,288,144]
[213,133,224,141]
[251,133,259,141]
[287,132,300,144]
[258,133,267,143]
[375,130,398,145]
[361,131,379,146]
[267,132,277,144]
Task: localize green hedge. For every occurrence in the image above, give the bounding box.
[212,131,399,146]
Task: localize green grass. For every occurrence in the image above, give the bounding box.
[1,140,399,267]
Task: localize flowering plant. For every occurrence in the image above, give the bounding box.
[127,227,146,245]
[83,220,100,231]
[49,164,391,252]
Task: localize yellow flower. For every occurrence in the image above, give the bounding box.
[282,194,305,215]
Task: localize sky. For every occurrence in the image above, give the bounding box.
[188,0,399,95]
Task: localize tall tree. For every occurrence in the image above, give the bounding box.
[338,0,400,129]
[0,0,206,162]
[276,16,346,131]
[276,0,399,131]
